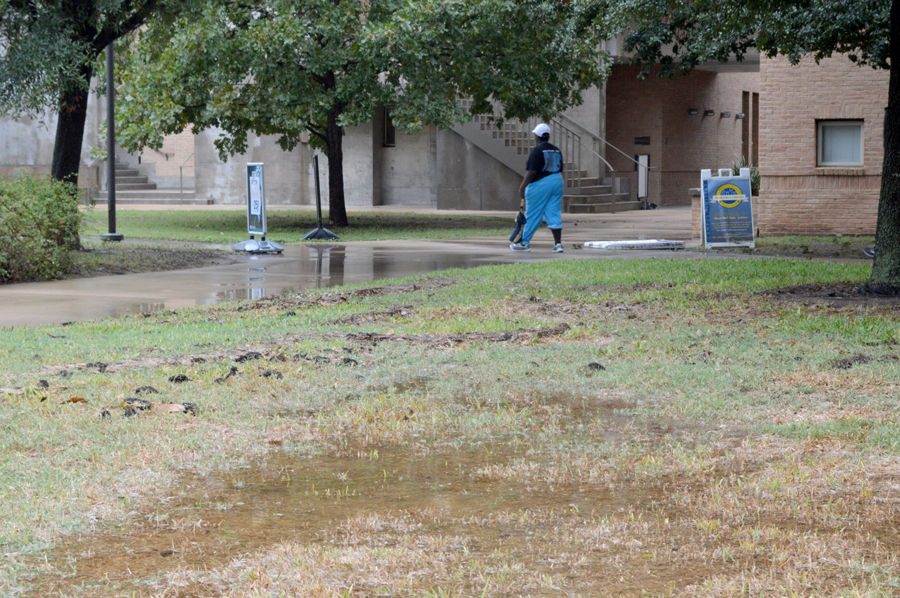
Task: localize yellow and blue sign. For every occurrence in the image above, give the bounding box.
[701,169,754,248]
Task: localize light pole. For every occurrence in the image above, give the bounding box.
[101,43,124,242]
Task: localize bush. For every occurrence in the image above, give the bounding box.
[0,174,81,283]
[731,156,760,196]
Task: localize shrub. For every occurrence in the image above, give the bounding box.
[0,174,81,283]
[731,156,760,196]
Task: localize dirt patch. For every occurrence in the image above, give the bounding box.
[830,354,874,369]
[332,305,414,325]
[346,322,570,346]
[69,245,243,278]
[764,283,900,310]
[230,277,456,313]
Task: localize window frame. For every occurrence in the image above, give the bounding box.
[382,107,396,148]
[816,119,864,167]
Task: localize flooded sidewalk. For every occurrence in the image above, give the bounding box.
[0,207,694,328]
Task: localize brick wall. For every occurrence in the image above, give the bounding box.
[606,65,758,205]
[758,55,887,234]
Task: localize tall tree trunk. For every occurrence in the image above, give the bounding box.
[50,64,93,186]
[869,0,900,293]
[325,105,349,227]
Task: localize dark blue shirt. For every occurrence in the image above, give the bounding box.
[526,141,564,183]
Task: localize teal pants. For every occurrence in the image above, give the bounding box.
[523,173,563,243]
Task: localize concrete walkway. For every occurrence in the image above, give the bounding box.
[0,206,694,328]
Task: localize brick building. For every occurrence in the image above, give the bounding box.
[605,63,760,207]
[0,50,887,236]
[756,55,887,235]
[605,52,885,236]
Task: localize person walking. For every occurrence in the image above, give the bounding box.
[510,123,564,253]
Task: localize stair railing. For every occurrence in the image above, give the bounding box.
[459,100,582,191]
[552,113,652,173]
[179,153,194,199]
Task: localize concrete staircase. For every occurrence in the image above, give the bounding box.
[94,162,210,205]
[452,109,638,213]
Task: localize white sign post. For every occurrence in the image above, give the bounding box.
[233,163,283,253]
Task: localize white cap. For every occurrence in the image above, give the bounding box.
[532,123,551,137]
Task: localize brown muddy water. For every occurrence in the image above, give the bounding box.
[0,244,528,328]
[29,444,680,596]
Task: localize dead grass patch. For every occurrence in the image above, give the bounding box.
[763,283,900,312]
[766,406,897,427]
[673,447,899,535]
[767,368,895,395]
[331,305,414,326]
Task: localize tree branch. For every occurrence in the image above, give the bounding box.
[93,0,162,51]
[306,121,326,142]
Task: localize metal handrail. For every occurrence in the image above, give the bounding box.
[179,152,194,198]
[553,113,652,170]
[458,99,647,191]
[551,116,615,173]
[465,100,583,190]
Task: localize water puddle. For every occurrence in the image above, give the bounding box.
[0,244,517,328]
[29,444,675,596]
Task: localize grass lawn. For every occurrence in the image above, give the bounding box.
[1,257,897,595]
[725,234,877,259]
[80,208,512,243]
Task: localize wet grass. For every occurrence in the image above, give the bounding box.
[79,208,511,243]
[710,234,876,259]
[68,240,240,278]
[0,257,897,595]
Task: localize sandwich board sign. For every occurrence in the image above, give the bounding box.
[247,163,266,236]
[233,163,283,253]
[700,168,755,248]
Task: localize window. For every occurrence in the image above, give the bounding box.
[817,120,863,166]
[382,107,396,147]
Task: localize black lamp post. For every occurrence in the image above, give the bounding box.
[303,154,338,240]
[101,43,124,242]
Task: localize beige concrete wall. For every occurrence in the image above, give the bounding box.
[560,86,605,178]
[376,125,438,207]
[340,122,376,208]
[129,129,196,188]
[0,90,103,197]
[606,65,758,206]
[757,55,886,235]
[190,121,439,210]
[194,129,303,205]
[435,130,521,211]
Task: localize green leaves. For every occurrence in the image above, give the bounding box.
[614,0,890,77]
[0,0,174,117]
[0,175,80,282]
[117,0,613,157]
[368,0,609,127]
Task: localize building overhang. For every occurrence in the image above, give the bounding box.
[606,34,760,73]
[695,49,760,73]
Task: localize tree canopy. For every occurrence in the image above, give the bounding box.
[117,0,609,226]
[613,0,889,75]
[612,0,898,292]
[0,0,167,184]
